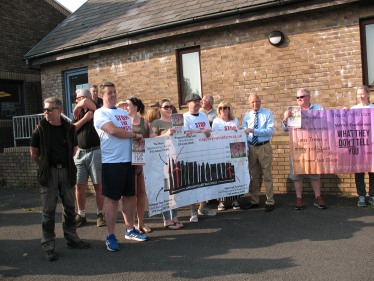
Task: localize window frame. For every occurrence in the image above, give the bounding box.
[0,79,24,119]
[360,17,374,89]
[177,46,203,107]
[64,67,88,119]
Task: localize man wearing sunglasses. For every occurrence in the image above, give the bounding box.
[72,89,106,228]
[282,88,327,210]
[243,94,275,212]
[30,97,90,261]
[183,93,217,222]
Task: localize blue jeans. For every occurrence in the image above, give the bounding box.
[162,209,178,221]
[355,173,374,197]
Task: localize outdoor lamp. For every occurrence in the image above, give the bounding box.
[269,30,285,47]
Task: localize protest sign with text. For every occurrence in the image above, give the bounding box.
[143,130,250,216]
[131,139,145,165]
[289,109,374,174]
[171,113,184,135]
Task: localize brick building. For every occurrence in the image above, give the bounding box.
[0,0,70,151]
[24,0,374,195]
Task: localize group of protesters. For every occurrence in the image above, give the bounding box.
[30,82,374,261]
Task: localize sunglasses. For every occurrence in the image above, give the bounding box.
[90,85,97,88]
[296,95,309,99]
[43,107,59,112]
[219,107,229,110]
[161,105,173,110]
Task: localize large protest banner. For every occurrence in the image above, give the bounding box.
[289,109,374,174]
[143,130,250,216]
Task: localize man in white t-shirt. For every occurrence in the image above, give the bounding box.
[94,82,148,252]
[183,93,217,222]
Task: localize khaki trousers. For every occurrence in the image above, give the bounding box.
[248,142,274,205]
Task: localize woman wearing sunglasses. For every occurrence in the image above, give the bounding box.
[212,101,242,211]
[149,99,184,230]
[118,97,151,234]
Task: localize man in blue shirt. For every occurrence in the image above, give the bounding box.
[282,88,327,210]
[243,94,275,212]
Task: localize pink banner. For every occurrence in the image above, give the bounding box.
[289,109,374,174]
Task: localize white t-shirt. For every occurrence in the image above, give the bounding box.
[351,103,374,109]
[183,112,211,131]
[212,118,239,132]
[94,107,132,163]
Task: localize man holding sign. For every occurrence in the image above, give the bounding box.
[282,88,327,210]
[94,82,147,252]
[184,93,217,222]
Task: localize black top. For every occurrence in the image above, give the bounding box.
[31,125,78,166]
[73,108,101,149]
[95,98,103,109]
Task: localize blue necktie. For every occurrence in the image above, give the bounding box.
[252,112,258,146]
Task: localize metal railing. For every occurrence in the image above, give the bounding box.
[12,113,72,147]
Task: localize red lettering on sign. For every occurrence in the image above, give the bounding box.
[195,122,206,129]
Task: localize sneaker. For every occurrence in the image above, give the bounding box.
[295,198,303,210]
[357,195,367,207]
[218,202,225,211]
[44,249,57,261]
[190,208,198,222]
[76,214,87,227]
[125,227,148,241]
[314,196,327,209]
[97,213,106,227]
[232,201,240,210]
[198,205,217,216]
[66,240,91,249]
[369,196,374,206]
[106,234,119,251]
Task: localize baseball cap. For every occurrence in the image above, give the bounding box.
[185,94,201,103]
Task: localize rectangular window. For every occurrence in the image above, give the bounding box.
[0,80,23,119]
[360,18,374,87]
[64,68,88,119]
[178,47,203,105]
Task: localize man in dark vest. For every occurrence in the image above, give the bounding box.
[73,88,105,227]
[30,97,90,261]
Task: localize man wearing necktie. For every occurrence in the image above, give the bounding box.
[242,94,275,212]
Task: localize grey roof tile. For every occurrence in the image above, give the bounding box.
[25,0,297,58]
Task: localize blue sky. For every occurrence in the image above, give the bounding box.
[55,0,87,12]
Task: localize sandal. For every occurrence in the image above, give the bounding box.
[164,222,184,230]
[138,225,152,234]
[164,223,180,230]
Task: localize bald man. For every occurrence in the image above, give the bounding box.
[242,94,275,212]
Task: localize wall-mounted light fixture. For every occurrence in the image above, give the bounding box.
[269,30,284,47]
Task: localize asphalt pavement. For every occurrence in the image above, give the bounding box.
[0,186,373,280]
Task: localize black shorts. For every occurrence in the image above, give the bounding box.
[102,162,135,200]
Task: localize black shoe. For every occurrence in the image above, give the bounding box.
[265,205,274,212]
[244,203,259,210]
[66,240,91,249]
[44,249,57,261]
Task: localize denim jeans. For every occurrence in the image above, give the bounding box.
[162,209,178,221]
[40,168,80,251]
[355,172,374,197]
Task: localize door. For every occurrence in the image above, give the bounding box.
[64,68,88,119]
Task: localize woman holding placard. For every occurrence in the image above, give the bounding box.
[347,85,374,207]
[149,99,184,230]
[211,101,242,211]
[117,97,151,234]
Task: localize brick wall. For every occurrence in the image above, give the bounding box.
[38,2,374,195]
[0,0,68,75]
[0,147,96,194]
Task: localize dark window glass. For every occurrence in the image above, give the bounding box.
[0,80,23,118]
